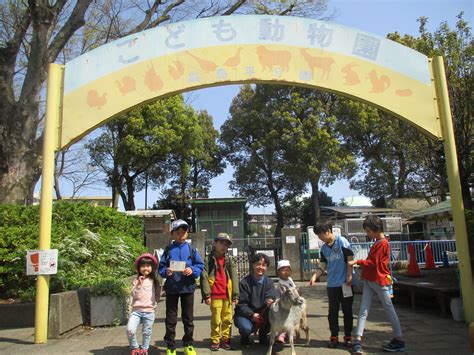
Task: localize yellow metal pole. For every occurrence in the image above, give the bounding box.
[35,63,64,344]
[431,56,474,323]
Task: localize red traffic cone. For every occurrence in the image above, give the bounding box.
[407,243,421,277]
[424,243,436,270]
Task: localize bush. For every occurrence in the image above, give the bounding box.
[0,202,146,300]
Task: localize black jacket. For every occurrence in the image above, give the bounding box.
[234,274,276,318]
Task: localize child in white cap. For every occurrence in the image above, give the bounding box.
[275,259,295,343]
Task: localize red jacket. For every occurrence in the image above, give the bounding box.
[357,238,391,286]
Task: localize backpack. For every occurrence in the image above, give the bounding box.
[163,243,197,265]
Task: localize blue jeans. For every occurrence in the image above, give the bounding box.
[355,280,402,338]
[234,315,255,338]
[126,310,155,350]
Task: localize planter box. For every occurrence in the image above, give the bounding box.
[0,302,35,328]
[90,295,126,326]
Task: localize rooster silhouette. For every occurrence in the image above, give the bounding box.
[87,90,107,108]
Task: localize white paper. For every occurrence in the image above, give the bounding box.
[342,283,353,298]
[286,236,296,244]
[170,260,186,272]
[26,249,58,275]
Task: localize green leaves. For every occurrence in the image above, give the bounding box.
[0,202,145,301]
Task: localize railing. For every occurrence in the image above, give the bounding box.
[301,239,458,272]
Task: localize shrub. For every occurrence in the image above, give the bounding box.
[0,202,146,300]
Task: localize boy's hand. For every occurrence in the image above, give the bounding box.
[205,297,211,305]
[347,260,357,266]
[233,299,239,305]
[166,268,173,276]
[253,313,260,321]
[346,276,352,285]
[183,267,193,276]
[309,275,317,286]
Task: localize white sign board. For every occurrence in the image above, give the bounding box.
[232,248,238,256]
[332,227,342,236]
[26,249,58,275]
[286,236,296,244]
[233,220,238,227]
[307,226,323,250]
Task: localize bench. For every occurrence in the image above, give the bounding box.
[394,279,460,317]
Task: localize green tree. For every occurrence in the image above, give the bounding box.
[87,96,187,210]
[387,13,473,209]
[1,0,326,204]
[282,190,335,229]
[278,88,356,224]
[157,109,224,220]
[221,85,307,239]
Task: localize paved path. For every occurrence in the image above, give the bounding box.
[0,283,471,354]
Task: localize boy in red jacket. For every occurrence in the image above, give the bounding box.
[348,215,405,354]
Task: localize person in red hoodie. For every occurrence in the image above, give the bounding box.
[348,215,405,354]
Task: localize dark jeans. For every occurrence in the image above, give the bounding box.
[234,311,270,341]
[327,286,353,337]
[164,292,194,349]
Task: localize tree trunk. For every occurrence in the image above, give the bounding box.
[0,105,42,205]
[310,177,321,225]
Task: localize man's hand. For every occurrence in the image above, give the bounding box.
[266,299,274,307]
[166,268,173,277]
[346,276,353,285]
[233,299,239,305]
[204,297,211,306]
[253,313,260,321]
[183,267,193,276]
[309,274,317,286]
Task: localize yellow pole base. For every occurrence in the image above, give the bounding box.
[34,275,50,343]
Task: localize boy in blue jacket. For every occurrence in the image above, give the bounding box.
[159,219,204,355]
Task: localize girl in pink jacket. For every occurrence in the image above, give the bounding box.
[127,253,160,355]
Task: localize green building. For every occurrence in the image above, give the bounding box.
[193,197,247,247]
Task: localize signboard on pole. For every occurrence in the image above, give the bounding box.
[26,250,58,275]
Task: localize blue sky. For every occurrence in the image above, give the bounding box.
[53,0,473,212]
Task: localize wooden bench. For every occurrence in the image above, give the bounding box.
[394,279,460,317]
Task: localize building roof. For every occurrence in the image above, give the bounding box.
[124,209,176,218]
[192,197,247,204]
[410,200,452,218]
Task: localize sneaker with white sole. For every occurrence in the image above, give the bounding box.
[382,338,406,352]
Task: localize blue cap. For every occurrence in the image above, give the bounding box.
[171,219,189,231]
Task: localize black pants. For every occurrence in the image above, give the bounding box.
[327,286,353,337]
[164,293,194,349]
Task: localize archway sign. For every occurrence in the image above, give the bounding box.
[36,15,471,342]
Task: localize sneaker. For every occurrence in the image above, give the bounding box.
[344,336,353,348]
[240,336,250,347]
[222,339,233,350]
[166,348,177,355]
[328,336,338,348]
[184,345,197,355]
[352,340,363,355]
[131,349,141,355]
[276,333,286,343]
[258,335,269,346]
[211,342,220,351]
[382,338,406,352]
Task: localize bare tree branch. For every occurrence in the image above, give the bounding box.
[222,0,246,16]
